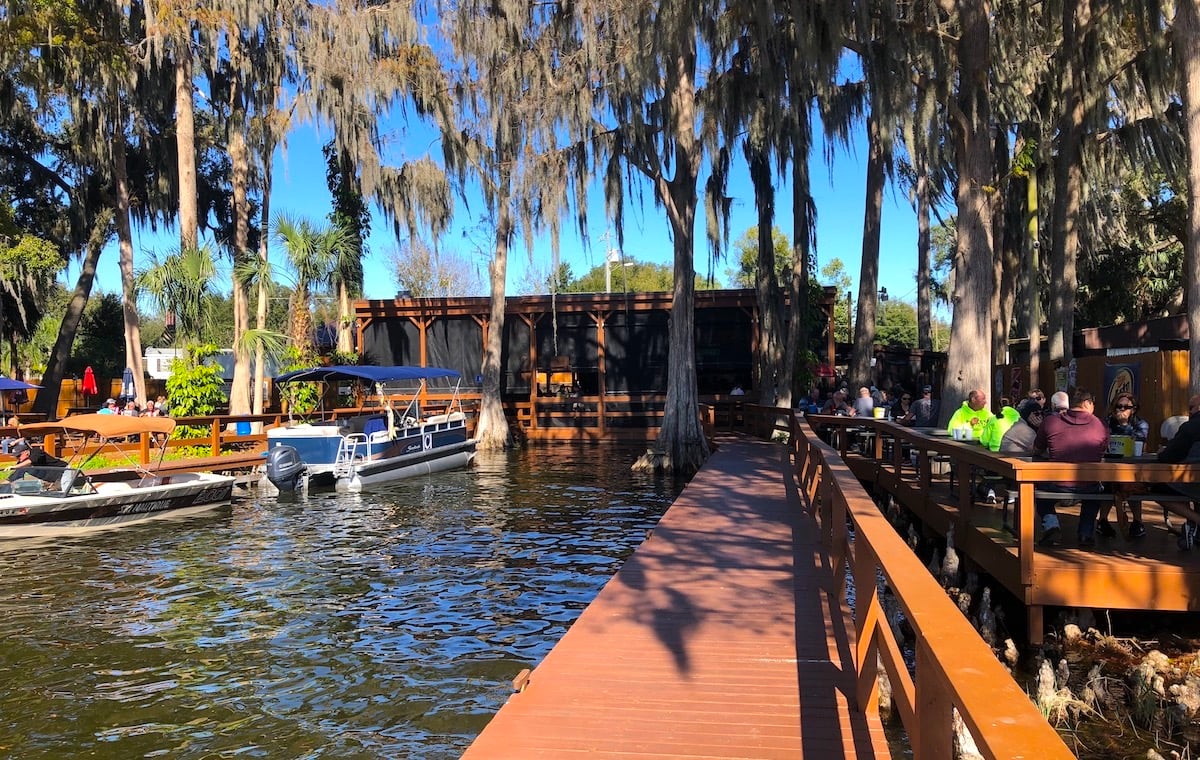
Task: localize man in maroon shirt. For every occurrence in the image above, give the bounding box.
[1032,388,1109,546]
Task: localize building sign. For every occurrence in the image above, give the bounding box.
[1104,363,1140,406]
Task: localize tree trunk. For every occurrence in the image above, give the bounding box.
[227,54,252,416]
[1178,0,1200,395]
[176,44,198,252]
[1047,0,1089,371]
[1025,160,1042,389]
[337,281,354,354]
[634,48,708,474]
[33,240,103,418]
[849,111,884,388]
[939,0,995,425]
[748,148,780,405]
[475,203,513,450]
[916,160,932,351]
[991,129,1011,367]
[113,130,146,406]
[782,136,814,410]
[253,140,276,416]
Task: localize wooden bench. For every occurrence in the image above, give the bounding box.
[1123,492,1196,533]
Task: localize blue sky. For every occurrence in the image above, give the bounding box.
[70,121,927,311]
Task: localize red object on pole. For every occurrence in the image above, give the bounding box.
[82,366,98,397]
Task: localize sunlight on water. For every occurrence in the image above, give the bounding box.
[0,444,683,759]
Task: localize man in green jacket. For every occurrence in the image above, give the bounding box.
[947,389,995,440]
[979,403,1020,451]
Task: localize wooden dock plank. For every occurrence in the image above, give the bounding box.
[463,438,891,759]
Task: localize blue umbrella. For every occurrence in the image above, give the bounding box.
[0,377,39,392]
[0,377,40,416]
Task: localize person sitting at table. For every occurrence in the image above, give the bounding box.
[947,389,994,440]
[1096,392,1152,539]
[980,400,1020,452]
[1106,392,1150,444]
[1048,391,1069,415]
[800,387,823,414]
[1032,388,1109,547]
[1157,394,1200,550]
[853,386,875,417]
[892,389,914,424]
[1000,399,1045,455]
[910,385,938,427]
[821,389,855,416]
[1027,388,1048,411]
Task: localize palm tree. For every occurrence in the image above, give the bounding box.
[272,215,355,358]
[137,245,220,345]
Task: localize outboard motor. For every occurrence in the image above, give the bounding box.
[265,445,306,493]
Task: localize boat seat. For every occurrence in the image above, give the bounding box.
[95,481,134,494]
[344,414,387,435]
[426,414,449,425]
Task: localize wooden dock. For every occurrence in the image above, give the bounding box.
[463,437,890,758]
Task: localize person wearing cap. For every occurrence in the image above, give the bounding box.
[910,385,938,427]
[6,438,68,484]
[98,398,118,415]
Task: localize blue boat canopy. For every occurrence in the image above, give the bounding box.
[274,365,461,384]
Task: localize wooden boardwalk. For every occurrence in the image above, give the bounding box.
[463,436,891,759]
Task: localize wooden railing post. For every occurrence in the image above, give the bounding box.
[915,644,955,760]
[211,420,221,456]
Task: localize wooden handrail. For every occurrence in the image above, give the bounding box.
[770,409,1073,759]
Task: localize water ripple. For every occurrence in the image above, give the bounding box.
[0,444,681,758]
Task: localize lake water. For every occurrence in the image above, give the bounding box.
[0,444,685,758]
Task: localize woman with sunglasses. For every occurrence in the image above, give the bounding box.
[1098,393,1151,538]
[891,389,914,423]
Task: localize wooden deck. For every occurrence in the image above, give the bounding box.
[463,437,891,759]
[814,415,1200,642]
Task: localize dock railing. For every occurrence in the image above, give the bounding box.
[807,413,1200,643]
[740,404,1072,759]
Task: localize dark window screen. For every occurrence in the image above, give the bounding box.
[605,310,669,393]
[535,313,599,370]
[696,307,753,394]
[426,318,482,377]
[501,318,532,395]
[362,320,419,366]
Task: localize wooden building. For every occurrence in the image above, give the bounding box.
[354,288,837,441]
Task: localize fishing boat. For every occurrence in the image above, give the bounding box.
[0,414,236,538]
[264,365,476,492]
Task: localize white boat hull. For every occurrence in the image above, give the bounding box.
[337,440,476,491]
[0,472,236,538]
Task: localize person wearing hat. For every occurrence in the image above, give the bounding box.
[98,398,118,415]
[910,385,938,427]
[6,438,67,484]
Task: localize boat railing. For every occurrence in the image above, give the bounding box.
[334,434,369,479]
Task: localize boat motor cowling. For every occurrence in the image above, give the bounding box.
[265,445,306,492]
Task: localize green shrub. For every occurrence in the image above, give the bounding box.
[166,344,227,438]
[278,346,321,417]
